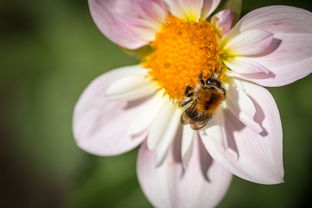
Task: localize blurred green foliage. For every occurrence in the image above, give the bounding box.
[0,0,311,207]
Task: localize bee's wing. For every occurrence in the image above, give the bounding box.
[181,97,193,107]
[190,117,210,130]
[181,100,213,130]
[186,104,212,130]
[180,101,198,125]
[181,112,190,125]
[181,110,192,125]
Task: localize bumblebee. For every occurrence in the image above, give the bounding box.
[181,72,226,130]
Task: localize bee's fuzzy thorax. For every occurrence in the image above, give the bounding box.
[180,75,226,130]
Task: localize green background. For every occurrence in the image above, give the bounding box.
[0,0,311,207]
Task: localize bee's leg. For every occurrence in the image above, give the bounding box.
[184,85,194,97]
[214,79,221,87]
[206,78,213,85]
[199,72,205,85]
[206,78,221,87]
[181,97,193,107]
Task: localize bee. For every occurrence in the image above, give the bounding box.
[180,72,226,130]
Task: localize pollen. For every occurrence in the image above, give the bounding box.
[143,15,222,101]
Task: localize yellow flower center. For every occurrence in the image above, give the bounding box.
[143,15,223,101]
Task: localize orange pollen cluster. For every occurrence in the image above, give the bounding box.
[143,15,222,101]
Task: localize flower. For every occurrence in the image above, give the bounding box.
[73,0,312,207]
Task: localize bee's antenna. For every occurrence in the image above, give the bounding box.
[199,71,205,85]
[217,66,223,79]
[211,66,222,80]
[213,66,217,74]
[207,65,218,79]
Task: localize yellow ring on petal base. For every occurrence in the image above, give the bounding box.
[143,15,223,101]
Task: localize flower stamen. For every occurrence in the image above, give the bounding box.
[143,15,223,101]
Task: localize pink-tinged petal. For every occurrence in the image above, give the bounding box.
[201,79,284,184]
[219,0,242,24]
[232,6,312,34]
[137,135,232,208]
[201,0,222,20]
[237,33,312,86]
[224,57,272,75]
[224,6,312,86]
[73,66,154,156]
[211,9,234,34]
[226,83,262,134]
[88,0,167,49]
[223,30,274,56]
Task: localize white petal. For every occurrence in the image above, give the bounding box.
[164,0,185,19]
[137,136,232,208]
[224,57,271,75]
[128,91,166,135]
[226,82,262,133]
[105,67,156,101]
[204,109,225,145]
[155,108,182,166]
[73,65,150,156]
[223,30,274,56]
[201,79,284,184]
[181,125,194,167]
[164,0,220,22]
[164,0,202,21]
[201,0,222,20]
[147,96,176,151]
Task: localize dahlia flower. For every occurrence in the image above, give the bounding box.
[73,0,312,207]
